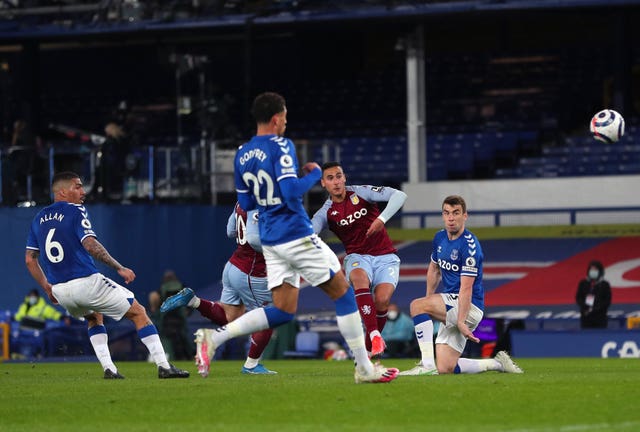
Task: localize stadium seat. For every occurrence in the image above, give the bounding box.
[283,331,321,359]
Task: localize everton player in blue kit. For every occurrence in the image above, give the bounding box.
[195,92,398,383]
[400,195,523,376]
[312,162,407,357]
[25,171,189,379]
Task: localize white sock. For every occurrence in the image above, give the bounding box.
[244,357,260,369]
[188,296,200,308]
[211,308,269,347]
[89,331,117,372]
[140,333,170,369]
[337,311,373,375]
[415,320,436,369]
[457,358,501,374]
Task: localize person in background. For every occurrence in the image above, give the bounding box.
[400,195,523,376]
[12,288,68,358]
[96,121,131,202]
[311,161,407,357]
[25,171,189,379]
[575,260,611,329]
[14,288,64,329]
[380,303,416,358]
[6,119,42,204]
[161,203,277,375]
[151,270,194,360]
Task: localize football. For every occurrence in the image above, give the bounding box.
[590,109,625,143]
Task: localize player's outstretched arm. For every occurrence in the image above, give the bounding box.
[377,189,407,223]
[82,237,136,284]
[280,164,321,200]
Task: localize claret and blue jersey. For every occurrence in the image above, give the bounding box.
[234,134,320,246]
[430,228,484,310]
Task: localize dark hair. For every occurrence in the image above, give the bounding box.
[442,195,467,213]
[587,260,604,278]
[321,161,342,172]
[251,92,286,124]
[52,171,80,187]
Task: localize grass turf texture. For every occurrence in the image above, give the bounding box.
[2,358,639,432]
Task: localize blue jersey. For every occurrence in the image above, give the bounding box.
[234,134,319,246]
[430,228,484,310]
[26,201,99,284]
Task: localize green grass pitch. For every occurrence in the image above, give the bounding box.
[1,358,639,432]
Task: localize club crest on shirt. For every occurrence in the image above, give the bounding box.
[350,194,360,205]
[450,249,459,260]
[351,261,360,267]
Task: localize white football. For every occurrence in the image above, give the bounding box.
[590,109,625,143]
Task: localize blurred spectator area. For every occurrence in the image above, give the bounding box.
[0,0,639,199]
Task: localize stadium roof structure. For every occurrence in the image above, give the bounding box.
[0,0,639,41]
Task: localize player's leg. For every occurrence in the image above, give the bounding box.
[371,253,401,336]
[398,295,446,375]
[236,274,277,374]
[456,351,524,374]
[124,299,189,378]
[304,236,397,383]
[161,262,233,325]
[370,283,395,356]
[53,275,123,378]
[433,300,509,374]
[80,272,189,379]
[85,312,122,378]
[345,255,378,353]
[194,248,298,377]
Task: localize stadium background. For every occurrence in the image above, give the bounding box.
[1,0,639,329]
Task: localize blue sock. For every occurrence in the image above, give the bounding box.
[137,324,159,338]
[413,313,432,325]
[264,306,295,327]
[334,287,358,316]
[88,324,107,337]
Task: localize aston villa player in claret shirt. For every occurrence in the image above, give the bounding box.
[311,162,407,357]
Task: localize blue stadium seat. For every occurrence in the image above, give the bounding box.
[283,331,321,359]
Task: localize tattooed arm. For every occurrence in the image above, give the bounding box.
[82,236,136,284]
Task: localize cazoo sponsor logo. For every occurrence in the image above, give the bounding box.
[437,258,459,272]
[339,209,368,226]
[601,341,640,358]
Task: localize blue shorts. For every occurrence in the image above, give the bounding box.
[343,253,400,291]
[220,261,272,311]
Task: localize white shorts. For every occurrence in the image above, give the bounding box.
[435,293,484,353]
[262,234,342,290]
[52,273,135,321]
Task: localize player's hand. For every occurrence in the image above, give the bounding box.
[458,322,480,343]
[118,267,136,284]
[302,162,320,174]
[365,218,385,237]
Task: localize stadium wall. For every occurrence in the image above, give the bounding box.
[0,204,235,315]
[511,329,640,358]
[402,175,640,227]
